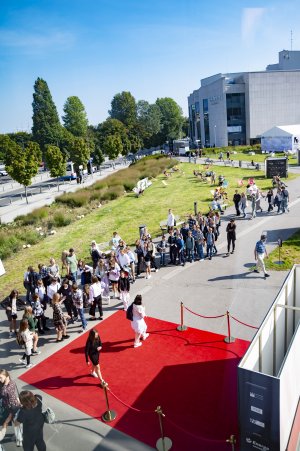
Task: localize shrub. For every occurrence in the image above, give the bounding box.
[56,192,90,207]
[0,232,21,260]
[53,212,72,227]
[100,186,124,201]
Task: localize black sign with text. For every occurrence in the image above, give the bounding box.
[266,158,288,178]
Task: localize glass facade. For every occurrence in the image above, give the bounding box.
[226,93,246,145]
[203,99,210,146]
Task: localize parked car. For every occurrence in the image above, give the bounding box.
[0,169,8,176]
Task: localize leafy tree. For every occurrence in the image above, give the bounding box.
[137,100,162,146]
[92,145,105,167]
[59,127,75,159]
[96,118,130,156]
[62,96,88,138]
[109,91,137,127]
[0,134,14,161]
[127,129,142,153]
[32,77,61,152]
[69,137,90,173]
[5,141,42,203]
[182,117,189,137]
[45,145,66,190]
[7,131,33,149]
[155,97,184,145]
[101,134,122,160]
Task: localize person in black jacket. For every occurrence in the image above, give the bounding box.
[85,329,104,384]
[58,279,78,323]
[16,390,46,451]
[233,190,241,216]
[168,230,177,264]
[226,219,236,255]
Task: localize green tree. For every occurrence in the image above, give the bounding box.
[109,91,137,127]
[69,137,90,173]
[0,134,14,161]
[62,96,88,137]
[155,97,184,145]
[101,134,122,160]
[137,100,162,146]
[127,129,142,153]
[7,131,33,149]
[32,77,61,152]
[5,141,42,204]
[59,127,75,159]
[92,145,105,168]
[45,145,66,190]
[96,118,130,156]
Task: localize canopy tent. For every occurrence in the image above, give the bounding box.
[260,124,300,153]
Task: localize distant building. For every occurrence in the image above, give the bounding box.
[188,50,300,147]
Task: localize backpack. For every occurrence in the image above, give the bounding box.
[126,303,134,321]
[16,332,25,347]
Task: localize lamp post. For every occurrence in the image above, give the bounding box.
[214,125,217,147]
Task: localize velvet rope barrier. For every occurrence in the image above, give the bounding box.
[108,387,154,414]
[183,304,226,319]
[164,415,227,444]
[229,314,259,330]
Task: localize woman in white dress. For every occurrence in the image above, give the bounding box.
[131,295,149,348]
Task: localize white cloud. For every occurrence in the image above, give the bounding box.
[241,8,266,43]
[0,29,75,53]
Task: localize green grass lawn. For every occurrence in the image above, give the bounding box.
[0,162,295,297]
[267,230,300,271]
[202,150,299,165]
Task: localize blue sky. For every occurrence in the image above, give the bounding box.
[0,0,299,133]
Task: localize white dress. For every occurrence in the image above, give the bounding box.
[131,304,147,334]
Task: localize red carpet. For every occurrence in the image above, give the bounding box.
[20,311,249,450]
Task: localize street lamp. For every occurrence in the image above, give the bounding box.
[214,125,217,147]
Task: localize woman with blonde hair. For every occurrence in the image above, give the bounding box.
[131,295,149,348]
[0,369,22,446]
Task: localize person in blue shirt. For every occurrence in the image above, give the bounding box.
[253,235,270,278]
[176,234,185,266]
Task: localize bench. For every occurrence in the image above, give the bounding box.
[132,177,152,197]
[159,215,181,233]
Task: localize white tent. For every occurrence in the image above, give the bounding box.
[260,124,300,153]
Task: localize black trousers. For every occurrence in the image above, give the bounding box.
[227,236,236,252]
[169,245,177,263]
[23,429,46,451]
[89,295,103,318]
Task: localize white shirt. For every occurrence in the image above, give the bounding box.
[89,282,103,302]
[118,253,130,268]
[167,213,175,227]
[47,282,61,300]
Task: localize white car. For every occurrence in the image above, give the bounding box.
[0,169,8,176]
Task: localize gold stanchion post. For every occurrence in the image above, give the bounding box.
[176,301,187,331]
[101,381,117,422]
[226,434,236,451]
[155,406,172,451]
[224,311,235,343]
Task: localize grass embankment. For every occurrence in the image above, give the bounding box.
[267,230,300,271]
[0,160,293,297]
[203,149,298,165]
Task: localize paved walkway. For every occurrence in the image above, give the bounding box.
[0,162,299,450]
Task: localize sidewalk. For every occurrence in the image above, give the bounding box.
[1,163,299,450]
[0,163,128,224]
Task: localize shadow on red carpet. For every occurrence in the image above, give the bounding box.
[19,311,249,450]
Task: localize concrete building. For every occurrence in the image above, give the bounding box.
[188,50,300,147]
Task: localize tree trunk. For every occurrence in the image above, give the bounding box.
[24,185,28,204]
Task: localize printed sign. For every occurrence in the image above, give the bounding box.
[265,158,288,178]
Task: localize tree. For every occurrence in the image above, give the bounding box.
[5,141,42,204]
[7,131,33,148]
[59,127,75,159]
[69,137,90,173]
[0,134,14,161]
[32,77,61,152]
[96,118,130,156]
[155,97,184,145]
[101,134,122,160]
[62,96,88,138]
[45,145,66,190]
[137,100,162,145]
[127,129,142,153]
[109,91,137,127]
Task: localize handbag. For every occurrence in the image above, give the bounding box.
[43,406,56,424]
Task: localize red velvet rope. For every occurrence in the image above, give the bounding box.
[165,415,227,443]
[183,305,226,319]
[108,388,154,414]
[229,314,259,329]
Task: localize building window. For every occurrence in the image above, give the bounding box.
[203,99,210,146]
[226,93,246,145]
